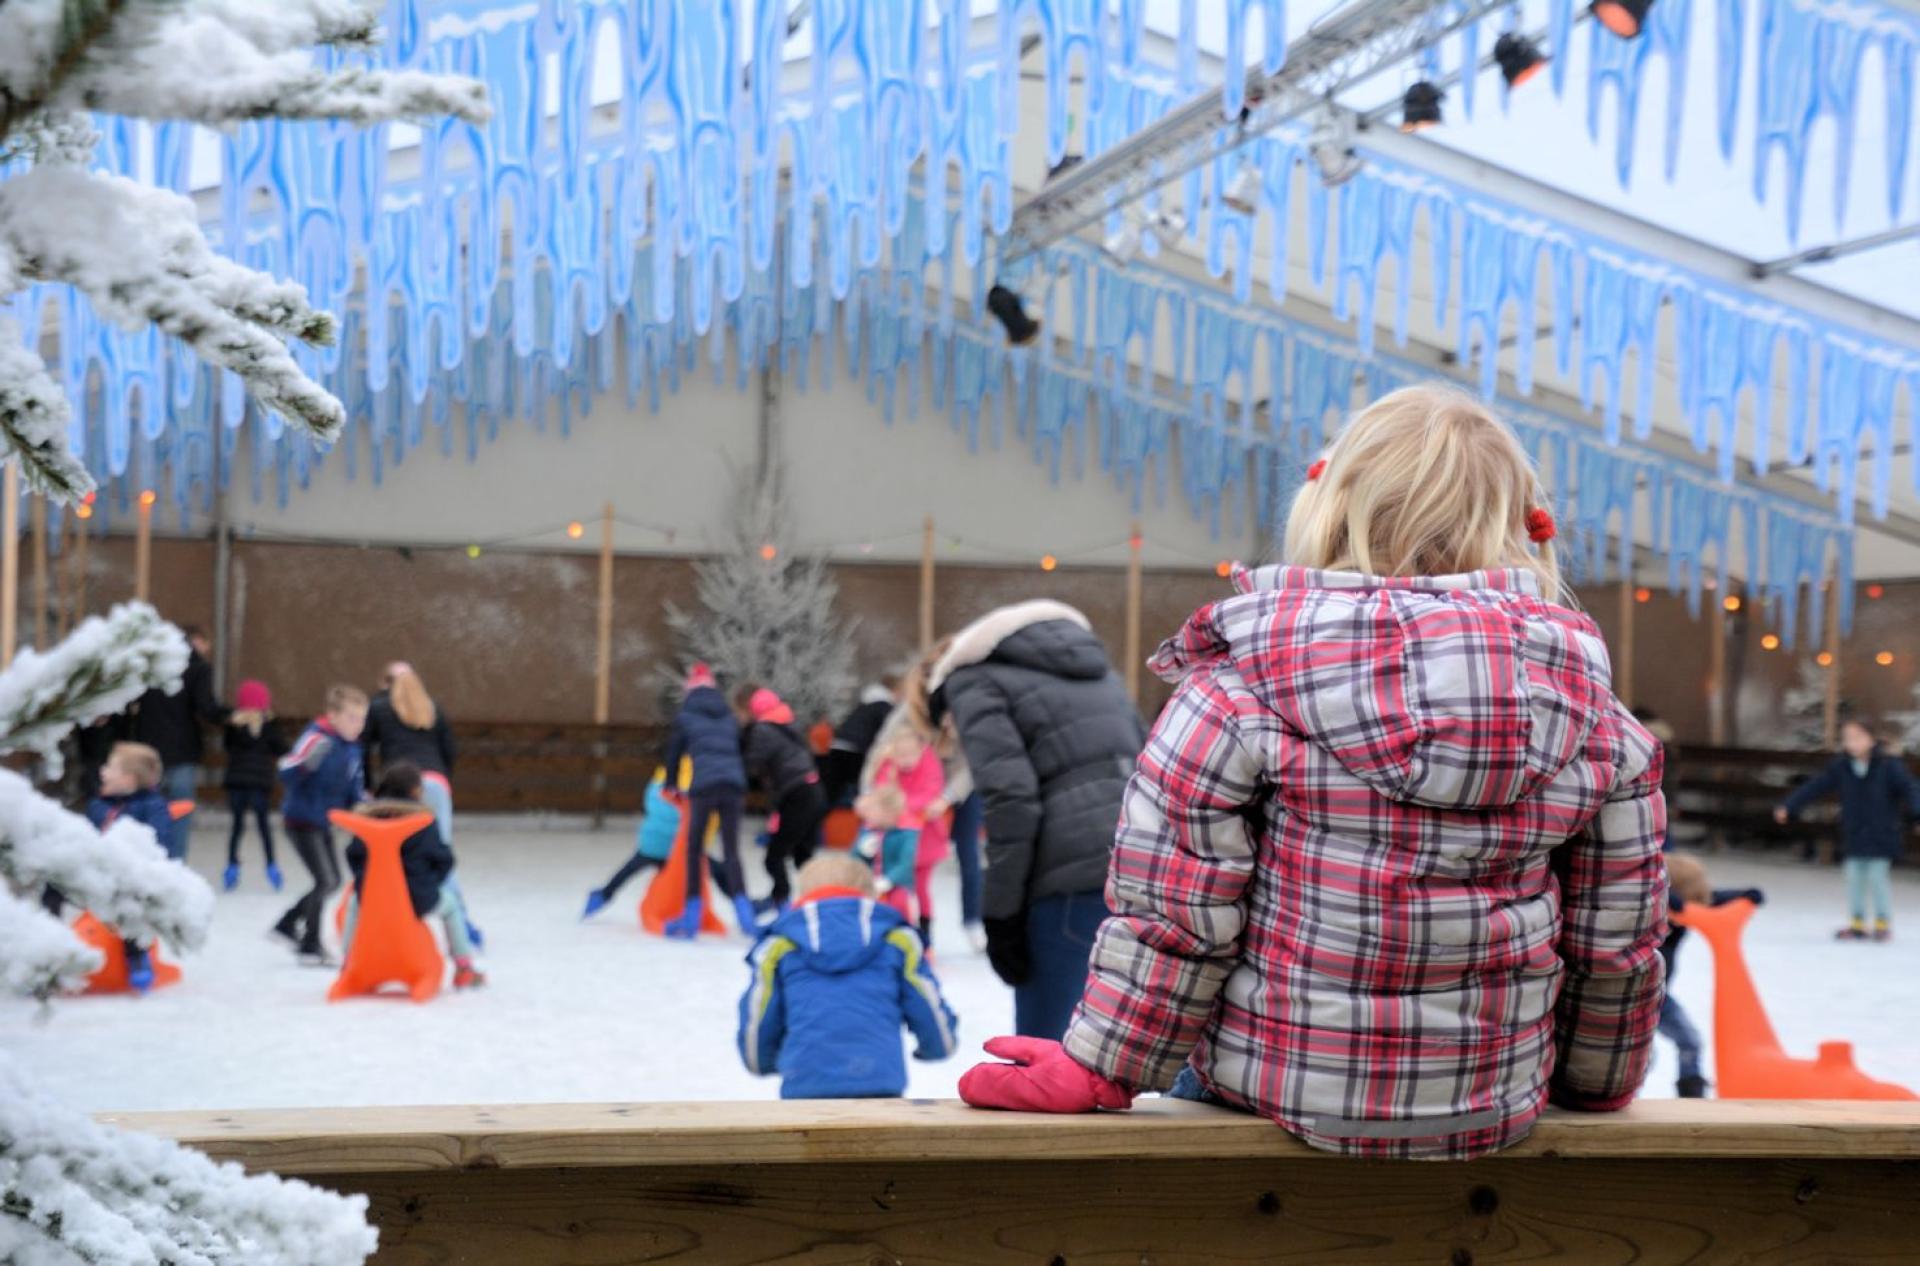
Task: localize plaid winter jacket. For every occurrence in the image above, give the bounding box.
[1062,566,1668,1160]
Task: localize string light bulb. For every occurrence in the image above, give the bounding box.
[1215,560,1233,578]
[74,503,92,520]
[1817,651,1835,667]
[138,489,157,508]
[1761,634,1781,651]
[566,521,584,540]
[759,543,778,562]
[1634,587,1652,603]
[1040,554,1058,572]
[466,544,482,559]
[1867,584,1885,599]
[1722,595,1741,612]
[1877,651,1895,666]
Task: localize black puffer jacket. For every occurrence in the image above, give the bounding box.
[364,692,457,780]
[743,720,819,804]
[665,686,747,793]
[223,717,289,792]
[128,650,227,767]
[931,601,1145,922]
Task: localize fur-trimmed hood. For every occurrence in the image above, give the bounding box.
[928,600,1097,693]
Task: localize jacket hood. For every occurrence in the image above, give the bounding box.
[860,683,896,706]
[1156,565,1615,810]
[680,686,733,721]
[763,895,907,975]
[359,798,432,819]
[929,600,1107,691]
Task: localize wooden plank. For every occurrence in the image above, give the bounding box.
[1,463,16,665]
[99,1099,1920,1177]
[1125,521,1143,704]
[1823,571,1842,747]
[1616,578,1634,708]
[919,514,936,653]
[29,490,45,650]
[593,501,614,726]
[240,1156,1920,1265]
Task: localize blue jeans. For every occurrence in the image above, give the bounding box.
[1014,890,1110,1040]
[1845,857,1893,924]
[1167,1065,1234,1107]
[1658,995,1703,1081]
[160,764,197,861]
[951,793,983,925]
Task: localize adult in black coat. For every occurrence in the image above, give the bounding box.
[363,663,459,844]
[820,682,897,807]
[127,626,227,858]
[926,600,1145,1039]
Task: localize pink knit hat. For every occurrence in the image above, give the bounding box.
[235,679,271,712]
[684,662,716,693]
[749,687,793,725]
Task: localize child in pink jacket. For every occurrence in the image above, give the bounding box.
[960,384,1668,1160]
[869,729,949,931]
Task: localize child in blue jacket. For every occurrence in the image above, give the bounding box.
[738,852,958,1098]
[582,763,689,919]
[271,685,367,965]
[58,742,175,990]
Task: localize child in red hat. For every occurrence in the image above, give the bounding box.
[221,679,288,891]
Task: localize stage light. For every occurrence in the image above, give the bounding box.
[1761,634,1781,651]
[1722,595,1741,612]
[566,521,584,540]
[1494,33,1547,87]
[1040,554,1058,572]
[1104,215,1142,263]
[1634,587,1652,603]
[1307,111,1364,187]
[1817,651,1834,667]
[1867,584,1885,599]
[987,284,1041,347]
[1400,81,1443,133]
[1222,162,1262,215]
[1591,0,1653,38]
[1877,652,1895,666]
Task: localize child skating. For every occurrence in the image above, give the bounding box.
[959,384,1669,1159]
[582,764,685,919]
[344,762,485,989]
[222,679,288,892]
[271,686,367,967]
[1660,852,1764,1097]
[1776,717,1920,941]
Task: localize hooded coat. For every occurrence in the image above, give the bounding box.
[664,686,747,794]
[1061,566,1668,1161]
[928,601,1144,922]
[736,892,958,1098]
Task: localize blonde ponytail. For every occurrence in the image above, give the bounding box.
[389,669,438,730]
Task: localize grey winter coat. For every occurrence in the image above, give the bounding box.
[929,601,1145,921]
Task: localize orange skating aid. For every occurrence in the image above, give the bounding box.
[639,802,726,936]
[325,810,444,1003]
[73,913,182,995]
[1672,897,1916,1100]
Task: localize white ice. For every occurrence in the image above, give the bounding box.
[6,825,1918,1113]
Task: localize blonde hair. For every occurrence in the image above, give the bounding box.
[796,852,878,898]
[858,783,907,827]
[1665,852,1711,906]
[109,741,163,790]
[326,684,370,714]
[1284,385,1563,599]
[899,638,954,748]
[387,668,437,730]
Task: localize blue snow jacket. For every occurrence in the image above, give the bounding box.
[1781,750,1920,860]
[737,893,959,1098]
[665,687,746,794]
[636,772,683,861]
[279,719,365,828]
[88,788,175,840]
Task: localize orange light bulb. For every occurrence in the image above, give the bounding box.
[1215,560,1233,579]
[1634,587,1652,603]
[1040,554,1058,572]
[566,521,584,540]
[759,544,778,562]
[1877,652,1895,667]
[1817,651,1835,667]
[1760,634,1780,651]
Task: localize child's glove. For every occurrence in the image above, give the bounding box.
[959,1037,1134,1113]
[875,876,894,895]
[855,832,880,860]
[982,914,1031,986]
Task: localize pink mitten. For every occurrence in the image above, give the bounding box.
[958,1037,1135,1113]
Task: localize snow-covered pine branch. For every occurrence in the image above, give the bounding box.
[0,1054,380,1266]
[0,769,213,952]
[0,886,102,1001]
[0,602,186,769]
[0,1,489,501]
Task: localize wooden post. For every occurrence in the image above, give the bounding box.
[30,492,46,651]
[594,502,615,726]
[919,514,936,653]
[1616,578,1636,709]
[1707,589,1727,747]
[1,465,17,666]
[135,490,154,603]
[72,508,89,626]
[54,507,71,640]
[1823,573,1843,748]
[1124,522,1143,704]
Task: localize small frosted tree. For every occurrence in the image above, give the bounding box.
[663,471,857,725]
[1,3,487,1261]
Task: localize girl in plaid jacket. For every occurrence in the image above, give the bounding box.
[961,385,1669,1160]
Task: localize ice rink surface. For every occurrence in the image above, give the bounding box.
[9,822,1917,1113]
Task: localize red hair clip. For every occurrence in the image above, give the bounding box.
[1525,507,1556,544]
[1306,459,1327,482]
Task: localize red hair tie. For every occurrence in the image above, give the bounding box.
[1525,507,1556,544]
[1306,459,1327,482]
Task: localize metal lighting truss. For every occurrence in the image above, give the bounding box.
[999,0,1510,267]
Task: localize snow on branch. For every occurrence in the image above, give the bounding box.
[0,886,102,1001]
[0,602,186,768]
[0,771,212,952]
[0,1054,379,1266]
[0,313,91,499]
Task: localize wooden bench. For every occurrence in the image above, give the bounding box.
[106,1098,1920,1263]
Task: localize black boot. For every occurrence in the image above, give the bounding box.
[1676,1074,1708,1099]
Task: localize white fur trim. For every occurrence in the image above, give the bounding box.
[928,600,1092,693]
[860,683,896,706]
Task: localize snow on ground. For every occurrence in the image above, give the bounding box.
[6,824,1919,1113]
